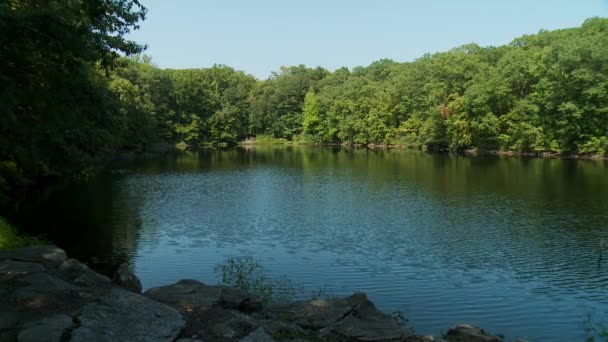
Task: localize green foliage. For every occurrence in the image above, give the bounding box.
[0,0,146,184]
[215,257,273,303]
[252,135,290,145]
[3,11,608,208]
[214,257,298,304]
[215,257,340,304]
[583,313,608,342]
[0,217,46,250]
[302,89,321,136]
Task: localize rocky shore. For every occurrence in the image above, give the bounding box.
[0,245,510,342]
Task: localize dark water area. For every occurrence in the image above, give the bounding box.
[13,147,608,341]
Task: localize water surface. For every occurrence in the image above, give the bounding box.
[15,147,608,341]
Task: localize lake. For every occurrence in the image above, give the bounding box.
[14,147,608,341]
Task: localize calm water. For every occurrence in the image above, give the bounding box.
[14,147,608,341]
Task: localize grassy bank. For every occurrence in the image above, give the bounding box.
[0,217,45,250]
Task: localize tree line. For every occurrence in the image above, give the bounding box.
[110,17,608,155]
[1,0,608,205]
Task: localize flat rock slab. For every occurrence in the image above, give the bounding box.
[240,327,276,342]
[12,272,84,311]
[329,298,411,341]
[112,263,142,293]
[59,259,111,288]
[0,260,45,276]
[265,293,410,341]
[18,314,74,342]
[444,325,503,342]
[0,245,67,268]
[71,288,184,342]
[145,279,261,313]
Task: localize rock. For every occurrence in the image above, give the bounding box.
[145,279,261,313]
[0,246,516,342]
[256,319,310,341]
[178,306,259,341]
[403,336,448,342]
[327,297,412,341]
[219,286,263,313]
[12,273,82,309]
[112,263,142,293]
[59,259,111,288]
[0,312,18,330]
[240,327,276,342]
[265,293,410,341]
[58,259,88,275]
[70,288,184,342]
[443,325,503,342]
[0,245,66,268]
[0,260,45,277]
[0,329,17,342]
[17,314,73,342]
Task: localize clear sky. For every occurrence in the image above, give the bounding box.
[129,0,608,79]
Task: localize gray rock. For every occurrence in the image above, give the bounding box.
[58,259,88,275]
[265,293,410,341]
[0,330,17,342]
[403,337,448,342]
[329,297,411,341]
[0,245,67,268]
[240,327,275,342]
[112,263,142,293]
[70,288,184,342]
[12,273,80,306]
[59,259,111,288]
[17,314,73,342]
[256,319,310,341]
[443,325,503,342]
[0,260,45,276]
[0,312,17,330]
[145,279,261,313]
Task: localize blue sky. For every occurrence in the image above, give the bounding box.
[129,0,608,79]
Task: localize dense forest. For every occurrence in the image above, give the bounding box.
[2,0,608,205]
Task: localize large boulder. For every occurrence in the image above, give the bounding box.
[145,279,262,313]
[177,306,261,341]
[0,260,45,278]
[264,293,411,341]
[59,259,112,288]
[17,314,74,342]
[11,272,85,309]
[443,324,503,342]
[0,245,67,268]
[240,327,276,342]
[71,288,184,342]
[112,263,142,293]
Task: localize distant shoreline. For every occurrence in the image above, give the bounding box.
[239,140,608,161]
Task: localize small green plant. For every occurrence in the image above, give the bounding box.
[215,257,347,307]
[215,257,272,302]
[215,257,298,304]
[391,310,415,335]
[309,285,337,301]
[583,313,608,342]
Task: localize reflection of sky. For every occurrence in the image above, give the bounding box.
[35,149,608,341]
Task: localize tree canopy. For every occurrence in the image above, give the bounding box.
[2,7,608,206]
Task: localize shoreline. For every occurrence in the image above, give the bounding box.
[1,245,512,342]
[240,140,608,160]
